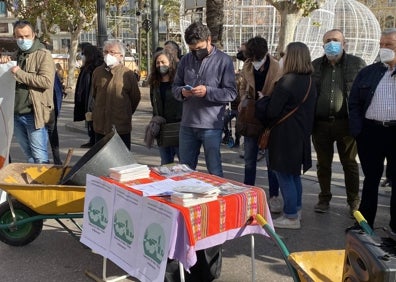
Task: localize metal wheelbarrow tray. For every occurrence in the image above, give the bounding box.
[0,163,85,246]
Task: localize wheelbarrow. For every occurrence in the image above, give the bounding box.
[255,212,375,282]
[0,163,85,246]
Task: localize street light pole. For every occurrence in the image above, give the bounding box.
[151,0,159,50]
[97,0,108,48]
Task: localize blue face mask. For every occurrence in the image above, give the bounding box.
[17,38,33,51]
[324,41,342,57]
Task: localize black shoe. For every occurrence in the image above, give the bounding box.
[80,142,94,148]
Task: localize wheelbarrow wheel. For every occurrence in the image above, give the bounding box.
[0,199,43,246]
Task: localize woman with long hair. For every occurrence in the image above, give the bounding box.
[148,50,182,164]
[257,42,317,229]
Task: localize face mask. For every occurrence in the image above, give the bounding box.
[324,41,342,57]
[192,48,209,60]
[157,65,169,75]
[16,38,33,51]
[81,55,86,65]
[379,48,395,63]
[104,54,119,67]
[236,51,246,62]
[252,58,266,71]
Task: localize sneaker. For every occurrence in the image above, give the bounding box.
[273,215,301,229]
[314,201,329,213]
[269,196,282,214]
[381,178,391,187]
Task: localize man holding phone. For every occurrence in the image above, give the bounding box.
[171,21,237,281]
[173,21,237,177]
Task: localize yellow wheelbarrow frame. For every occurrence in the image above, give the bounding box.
[256,213,373,282]
[0,163,85,246]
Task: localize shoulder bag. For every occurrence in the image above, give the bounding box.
[258,77,312,150]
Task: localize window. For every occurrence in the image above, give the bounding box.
[0,1,6,15]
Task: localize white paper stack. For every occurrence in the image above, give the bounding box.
[170,186,220,207]
[109,163,150,182]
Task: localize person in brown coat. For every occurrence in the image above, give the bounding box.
[90,40,141,150]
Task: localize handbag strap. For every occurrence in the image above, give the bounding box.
[269,76,312,130]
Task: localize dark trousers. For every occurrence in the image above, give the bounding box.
[312,119,360,206]
[47,118,62,165]
[165,246,222,282]
[95,132,131,151]
[356,119,396,231]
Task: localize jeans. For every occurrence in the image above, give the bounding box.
[265,150,279,198]
[14,113,49,163]
[179,126,223,177]
[273,170,302,219]
[159,146,179,165]
[243,136,259,185]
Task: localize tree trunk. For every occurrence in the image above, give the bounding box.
[66,30,81,96]
[277,11,302,55]
[206,0,224,49]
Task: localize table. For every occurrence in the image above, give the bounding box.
[81,170,273,282]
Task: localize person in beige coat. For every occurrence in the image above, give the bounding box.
[237,36,282,212]
[0,20,55,163]
[90,40,141,150]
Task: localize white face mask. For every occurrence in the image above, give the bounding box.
[252,57,266,71]
[379,48,395,63]
[81,55,86,65]
[104,54,120,67]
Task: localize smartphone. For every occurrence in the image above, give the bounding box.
[183,85,193,90]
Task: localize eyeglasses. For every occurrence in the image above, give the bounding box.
[103,50,121,55]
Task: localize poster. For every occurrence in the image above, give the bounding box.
[80,175,116,258]
[81,176,178,282]
[0,61,16,203]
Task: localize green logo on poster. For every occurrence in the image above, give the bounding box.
[113,209,134,244]
[143,223,166,264]
[88,196,108,229]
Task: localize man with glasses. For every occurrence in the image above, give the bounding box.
[171,21,237,282]
[0,20,55,163]
[89,40,141,150]
[349,28,396,234]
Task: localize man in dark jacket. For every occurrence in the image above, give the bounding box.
[312,29,366,216]
[349,28,396,232]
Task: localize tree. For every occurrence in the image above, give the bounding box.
[266,0,325,54]
[6,0,97,92]
[206,0,224,49]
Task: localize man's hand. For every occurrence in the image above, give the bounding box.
[10,66,20,74]
[0,55,11,64]
[191,85,207,98]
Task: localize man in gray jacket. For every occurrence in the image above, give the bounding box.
[172,21,237,177]
[0,20,55,163]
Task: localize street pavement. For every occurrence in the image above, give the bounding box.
[1,86,392,282]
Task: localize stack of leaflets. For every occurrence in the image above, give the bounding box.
[170,185,220,207]
[109,163,150,182]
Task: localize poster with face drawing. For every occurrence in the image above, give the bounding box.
[0,61,16,203]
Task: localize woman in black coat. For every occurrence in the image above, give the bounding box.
[73,44,103,147]
[257,42,317,229]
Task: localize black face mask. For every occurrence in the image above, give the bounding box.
[192,48,209,60]
[236,51,246,62]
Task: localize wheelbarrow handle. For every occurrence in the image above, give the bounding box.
[256,214,300,282]
[353,210,374,235]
